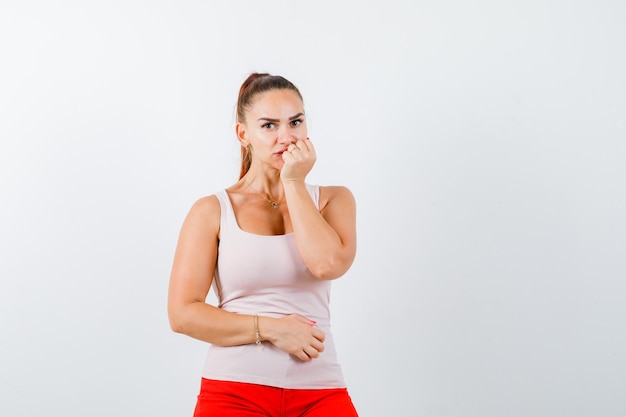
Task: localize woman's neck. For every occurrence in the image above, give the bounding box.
[240,171,284,202]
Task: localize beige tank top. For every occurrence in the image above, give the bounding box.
[201,185,346,389]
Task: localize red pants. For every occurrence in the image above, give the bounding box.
[193,378,358,417]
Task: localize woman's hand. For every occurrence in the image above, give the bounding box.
[281,138,316,183]
[260,314,325,362]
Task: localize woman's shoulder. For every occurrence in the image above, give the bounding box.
[318,184,354,197]
[318,185,355,211]
[191,192,221,211]
[183,193,222,232]
[318,184,352,192]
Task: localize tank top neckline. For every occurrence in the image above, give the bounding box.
[222,189,295,238]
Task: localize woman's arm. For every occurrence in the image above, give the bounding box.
[283,183,357,279]
[167,196,326,361]
[281,139,357,280]
[167,196,255,346]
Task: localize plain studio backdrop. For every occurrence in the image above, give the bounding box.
[1,1,625,416]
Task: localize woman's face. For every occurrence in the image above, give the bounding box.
[238,89,307,171]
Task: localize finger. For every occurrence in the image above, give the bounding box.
[300,137,314,152]
[296,349,312,362]
[310,337,325,353]
[298,138,311,152]
[312,327,326,342]
[282,150,295,162]
[303,345,320,359]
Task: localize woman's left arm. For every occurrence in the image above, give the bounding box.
[282,139,356,280]
[284,183,356,280]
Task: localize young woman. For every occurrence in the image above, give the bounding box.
[168,73,358,416]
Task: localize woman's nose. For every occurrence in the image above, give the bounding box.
[277,127,295,145]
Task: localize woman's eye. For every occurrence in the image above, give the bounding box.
[262,123,275,129]
[291,119,302,127]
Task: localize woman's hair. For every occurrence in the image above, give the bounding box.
[236,73,303,179]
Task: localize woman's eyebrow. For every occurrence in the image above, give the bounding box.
[258,117,279,123]
[257,113,304,122]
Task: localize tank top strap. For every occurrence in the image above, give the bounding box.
[215,190,237,233]
[305,183,320,210]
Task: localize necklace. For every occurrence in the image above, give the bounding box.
[246,182,281,209]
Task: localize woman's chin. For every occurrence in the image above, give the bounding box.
[273,157,286,169]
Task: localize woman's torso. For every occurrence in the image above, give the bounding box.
[201,185,346,389]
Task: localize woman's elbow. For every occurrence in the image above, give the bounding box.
[309,256,353,280]
[168,306,189,334]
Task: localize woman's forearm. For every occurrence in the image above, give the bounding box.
[170,303,325,361]
[169,302,258,346]
[282,181,356,279]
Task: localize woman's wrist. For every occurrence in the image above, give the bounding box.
[256,316,275,344]
[281,180,308,201]
[281,177,306,188]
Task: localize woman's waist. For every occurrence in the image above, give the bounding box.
[203,337,344,389]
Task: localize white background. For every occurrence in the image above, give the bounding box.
[1,1,625,416]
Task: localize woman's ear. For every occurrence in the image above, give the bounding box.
[235,122,247,146]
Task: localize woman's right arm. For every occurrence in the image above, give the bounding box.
[167,196,325,361]
[168,196,256,346]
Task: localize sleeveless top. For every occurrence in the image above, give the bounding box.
[201,184,346,389]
